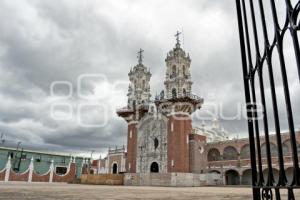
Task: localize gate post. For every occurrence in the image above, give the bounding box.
[49,160,54,183]
[28,157,34,182]
[4,156,11,182]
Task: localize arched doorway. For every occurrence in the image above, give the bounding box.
[112,163,118,174]
[241,169,252,185]
[262,168,279,184]
[225,170,240,185]
[285,167,294,184]
[150,162,159,173]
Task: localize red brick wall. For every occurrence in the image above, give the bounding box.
[205,132,300,171]
[9,170,29,181]
[0,170,5,181]
[126,122,137,173]
[189,134,206,142]
[32,172,50,182]
[189,134,207,173]
[167,114,192,172]
[82,164,89,174]
[53,163,76,182]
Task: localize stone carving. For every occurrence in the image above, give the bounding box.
[136,113,168,173]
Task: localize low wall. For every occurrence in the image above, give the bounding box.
[124,173,207,187]
[81,174,124,185]
[0,162,77,183]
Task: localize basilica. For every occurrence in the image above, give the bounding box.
[91,34,300,186]
[116,32,204,175]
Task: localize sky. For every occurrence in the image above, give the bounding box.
[0,0,299,158]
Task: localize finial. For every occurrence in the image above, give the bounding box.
[175,31,181,47]
[137,48,144,64]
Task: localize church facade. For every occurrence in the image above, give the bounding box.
[116,33,204,177]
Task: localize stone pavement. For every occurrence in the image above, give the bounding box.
[0,182,299,200]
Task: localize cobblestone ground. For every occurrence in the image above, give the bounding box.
[0,182,299,200]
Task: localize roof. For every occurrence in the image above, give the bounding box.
[0,146,85,158]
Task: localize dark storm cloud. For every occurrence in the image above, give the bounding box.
[0,0,298,156]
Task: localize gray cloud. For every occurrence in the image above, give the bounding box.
[0,0,299,156]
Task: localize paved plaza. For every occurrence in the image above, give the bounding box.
[0,182,299,200]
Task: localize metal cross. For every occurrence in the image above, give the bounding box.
[175,31,181,44]
[137,48,144,64]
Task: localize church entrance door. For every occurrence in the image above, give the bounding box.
[112,163,118,174]
[150,162,159,173]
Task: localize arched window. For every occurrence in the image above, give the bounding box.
[154,137,159,149]
[183,65,186,75]
[183,88,186,96]
[172,88,177,98]
[240,144,250,159]
[282,143,289,156]
[172,65,176,75]
[261,143,278,157]
[223,146,238,160]
[207,148,221,161]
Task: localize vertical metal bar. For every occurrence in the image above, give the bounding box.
[236,0,260,199]
[289,27,300,83]
[285,0,300,82]
[240,2,264,185]
[247,0,266,185]
[236,0,299,198]
[257,0,277,187]
[269,0,298,187]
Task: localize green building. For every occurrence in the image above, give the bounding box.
[0,147,89,178]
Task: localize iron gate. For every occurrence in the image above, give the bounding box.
[235,0,300,199]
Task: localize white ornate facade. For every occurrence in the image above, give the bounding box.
[136,114,168,173]
[193,119,229,143]
[127,49,151,108]
[164,34,192,99]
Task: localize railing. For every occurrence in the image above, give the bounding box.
[236,0,300,199]
[156,93,203,102]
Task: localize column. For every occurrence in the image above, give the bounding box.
[4,156,11,182]
[49,160,54,183]
[28,157,34,182]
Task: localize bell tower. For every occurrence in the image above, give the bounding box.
[155,32,204,173]
[117,49,151,173]
[127,48,151,108]
[164,31,192,99]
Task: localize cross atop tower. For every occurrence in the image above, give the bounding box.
[137,48,144,64]
[174,31,181,46]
